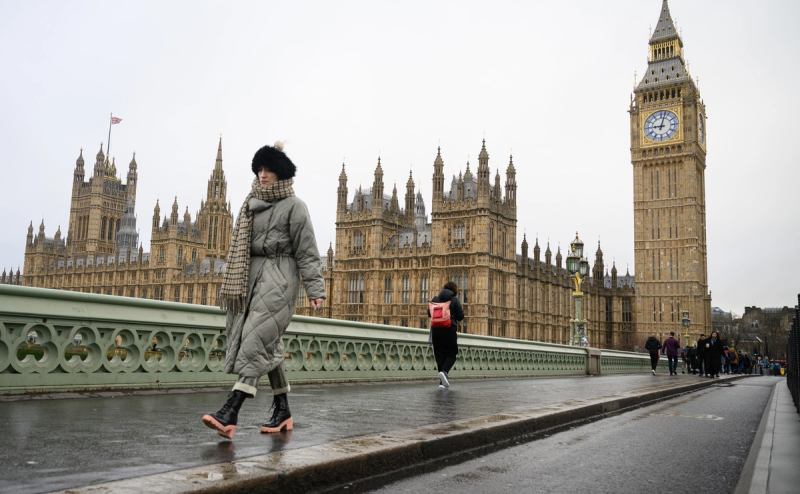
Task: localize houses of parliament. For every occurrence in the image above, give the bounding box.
[6,0,711,348]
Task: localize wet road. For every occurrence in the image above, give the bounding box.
[1,374,690,493]
[372,377,777,494]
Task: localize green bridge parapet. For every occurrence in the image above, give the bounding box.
[0,285,666,395]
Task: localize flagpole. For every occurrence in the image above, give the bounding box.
[107,113,113,158]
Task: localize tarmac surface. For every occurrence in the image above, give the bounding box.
[0,373,708,494]
[371,377,778,494]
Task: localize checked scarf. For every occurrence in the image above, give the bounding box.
[219,177,295,314]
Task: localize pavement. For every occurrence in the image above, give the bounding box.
[372,377,778,494]
[0,373,713,494]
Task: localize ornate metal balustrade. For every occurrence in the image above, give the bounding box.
[0,285,662,395]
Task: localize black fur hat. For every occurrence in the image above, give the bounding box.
[251,141,296,180]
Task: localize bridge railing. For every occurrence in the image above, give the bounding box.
[0,285,666,395]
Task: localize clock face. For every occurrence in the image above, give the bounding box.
[644,110,679,142]
[699,113,705,144]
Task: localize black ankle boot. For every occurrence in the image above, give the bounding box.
[261,393,293,433]
[202,390,249,439]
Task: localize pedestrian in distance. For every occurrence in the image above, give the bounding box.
[202,142,326,439]
[688,345,699,374]
[704,330,723,378]
[662,331,681,375]
[696,334,707,376]
[680,345,690,374]
[427,281,465,389]
[644,333,662,375]
[729,347,740,374]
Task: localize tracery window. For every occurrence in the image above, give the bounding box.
[450,272,468,304]
[420,274,429,303]
[402,275,410,304]
[453,222,465,244]
[178,247,183,266]
[159,247,165,263]
[349,275,364,303]
[384,275,392,304]
[353,231,364,251]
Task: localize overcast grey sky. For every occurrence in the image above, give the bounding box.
[1,0,798,314]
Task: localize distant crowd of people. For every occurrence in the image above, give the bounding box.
[643,331,786,377]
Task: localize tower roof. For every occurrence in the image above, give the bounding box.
[96,142,105,161]
[76,148,84,167]
[129,151,137,170]
[637,0,691,92]
[651,0,678,42]
[215,136,223,170]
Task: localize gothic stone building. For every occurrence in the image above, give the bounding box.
[332,141,637,348]
[630,0,712,340]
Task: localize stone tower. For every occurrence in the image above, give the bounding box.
[196,136,232,259]
[630,0,711,341]
[65,143,136,257]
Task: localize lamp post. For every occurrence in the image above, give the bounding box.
[681,309,691,348]
[567,232,590,347]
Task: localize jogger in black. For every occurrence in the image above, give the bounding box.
[428,281,465,388]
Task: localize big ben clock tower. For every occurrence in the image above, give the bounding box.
[630,0,711,342]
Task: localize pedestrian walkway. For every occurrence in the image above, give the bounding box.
[737,379,800,494]
[0,374,744,494]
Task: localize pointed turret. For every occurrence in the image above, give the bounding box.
[184,206,191,231]
[152,200,161,233]
[556,245,563,271]
[593,240,605,281]
[15,267,20,285]
[170,196,179,231]
[72,147,86,187]
[457,171,464,201]
[337,163,348,213]
[432,146,444,206]
[611,261,618,290]
[372,157,384,213]
[126,151,138,203]
[327,242,334,270]
[390,183,399,213]
[27,221,34,246]
[545,241,552,266]
[477,139,490,200]
[493,169,502,202]
[38,219,45,239]
[533,236,541,262]
[215,135,223,171]
[505,154,516,205]
[94,142,105,178]
[521,233,529,259]
[405,170,415,227]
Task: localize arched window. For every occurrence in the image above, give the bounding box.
[114,219,120,240]
[178,247,183,266]
[384,275,392,304]
[192,249,197,262]
[159,247,165,263]
[454,222,465,244]
[402,275,410,304]
[101,217,107,239]
[215,184,219,198]
[353,231,364,250]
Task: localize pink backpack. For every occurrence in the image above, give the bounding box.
[428,301,452,328]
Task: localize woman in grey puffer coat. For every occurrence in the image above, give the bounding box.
[202,142,325,439]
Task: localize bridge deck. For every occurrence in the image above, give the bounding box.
[1,374,700,494]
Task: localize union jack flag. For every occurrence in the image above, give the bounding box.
[110,116,122,124]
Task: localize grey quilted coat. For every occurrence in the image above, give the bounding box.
[224,196,326,378]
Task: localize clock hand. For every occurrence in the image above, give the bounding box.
[659,112,668,129]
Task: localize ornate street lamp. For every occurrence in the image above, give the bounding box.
[568,232,590,347]
[681,309,691,347]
